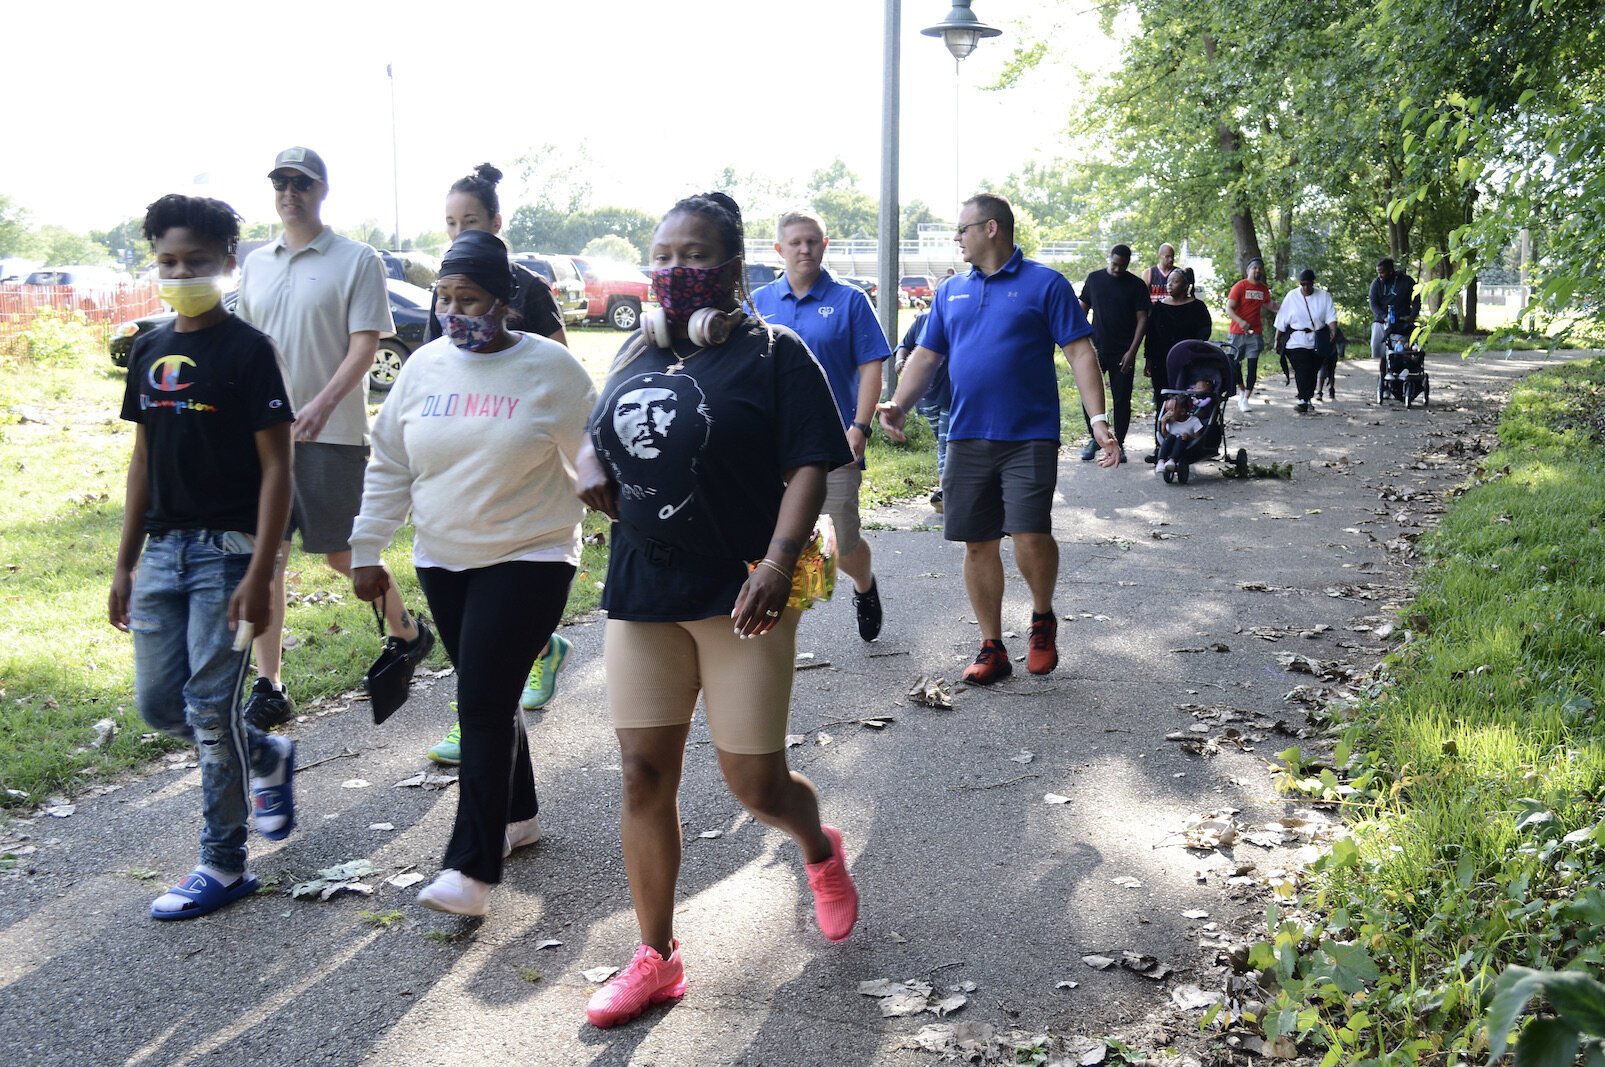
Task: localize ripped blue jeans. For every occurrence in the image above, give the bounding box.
[129,530,280,873]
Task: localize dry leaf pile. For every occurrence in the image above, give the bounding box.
[858,978,971,1018]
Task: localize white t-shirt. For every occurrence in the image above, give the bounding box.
[237,227,394,446]
[1273,288,1337,351]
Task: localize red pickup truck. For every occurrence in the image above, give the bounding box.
[572,256,653,331]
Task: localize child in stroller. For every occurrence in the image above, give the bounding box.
[1376,325,1430,407]
[1155,389,1204,476]
[1153,340,1249,483]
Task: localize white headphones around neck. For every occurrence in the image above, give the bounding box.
[642,306,743,349]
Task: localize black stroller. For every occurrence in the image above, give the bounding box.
[1376,325,1430,407]
[1153,340,1249,484]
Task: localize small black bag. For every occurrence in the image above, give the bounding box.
[364,591,415,725]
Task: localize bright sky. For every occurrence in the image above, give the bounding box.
[6,1,1117,239]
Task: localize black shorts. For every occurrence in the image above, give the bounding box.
[941,439,1058,542]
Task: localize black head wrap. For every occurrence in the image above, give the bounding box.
[440,229,512,302]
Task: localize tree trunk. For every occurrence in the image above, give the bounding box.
[1273,204,1294,282]
[1464,276,1478,332]
[1218,124,1262,272]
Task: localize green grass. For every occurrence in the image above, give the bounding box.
[1247,358,1605,1063]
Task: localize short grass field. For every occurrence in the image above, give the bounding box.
[0,314,943,809]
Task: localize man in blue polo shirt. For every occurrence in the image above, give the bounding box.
[879,193,1121,685]
[751,210,891,641]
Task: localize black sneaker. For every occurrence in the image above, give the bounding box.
[929,490,943,514]
[243,677,295,731]
[389,618,436,668]
[1079,439,1098,461]
[853,579,883,642]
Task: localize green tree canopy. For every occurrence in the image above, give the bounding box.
[580,234,641,266]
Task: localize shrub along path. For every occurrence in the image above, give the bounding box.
[0,350,1594,1066]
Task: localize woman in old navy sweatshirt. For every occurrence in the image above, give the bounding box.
[349,229,596,916]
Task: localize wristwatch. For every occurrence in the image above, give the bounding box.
[852,420,872,435]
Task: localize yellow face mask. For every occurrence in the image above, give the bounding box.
[158,276,224,317]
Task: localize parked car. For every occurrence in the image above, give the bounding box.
[108,279,432,393]
[899,274,938,308]
[570,256,653,331]
[377,250,440,289]
[24,265,130,310]
[745,262,780,290]
[841,275,879,308]
[511,253,589,325]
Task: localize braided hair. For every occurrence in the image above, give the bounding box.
[141,194,243,253]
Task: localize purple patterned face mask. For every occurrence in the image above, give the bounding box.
[438,309,503,351]
[649,261,736,325]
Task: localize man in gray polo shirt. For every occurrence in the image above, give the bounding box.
[236,146,432,729]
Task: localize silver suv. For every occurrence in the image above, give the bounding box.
[511,253,589,325]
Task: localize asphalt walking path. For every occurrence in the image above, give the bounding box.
[0,350,1591,1067]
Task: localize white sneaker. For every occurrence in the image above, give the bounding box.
[1237,395,1251,413]
[504,816,542,857]
[417,869,490,916]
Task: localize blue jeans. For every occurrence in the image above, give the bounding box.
[916,396,950,480]
[130,529,280,873]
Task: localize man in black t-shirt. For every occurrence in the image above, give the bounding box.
[1078,244,1150,458]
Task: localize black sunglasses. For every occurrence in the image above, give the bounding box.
[270,175,317,192]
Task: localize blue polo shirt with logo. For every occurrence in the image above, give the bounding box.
[750,268,890,431]
[917,247,1092,443]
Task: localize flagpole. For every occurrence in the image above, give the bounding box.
[388,63,401,249]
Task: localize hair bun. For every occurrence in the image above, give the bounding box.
[474,163,503,185]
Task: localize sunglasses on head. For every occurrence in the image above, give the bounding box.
[270,174,317,192]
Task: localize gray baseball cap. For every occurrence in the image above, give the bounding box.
[269,146,327,182]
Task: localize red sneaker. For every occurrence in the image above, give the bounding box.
[962,640,1013,685]
[805,825,858,941]
[1027,613,1059,675]
[585,940,688,1028]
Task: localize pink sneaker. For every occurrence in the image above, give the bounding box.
[585,940,688,1028]
[805,825,859,941]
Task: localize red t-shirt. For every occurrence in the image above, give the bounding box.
[1227,280,1272,334]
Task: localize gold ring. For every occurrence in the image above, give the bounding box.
[764,609,780,618]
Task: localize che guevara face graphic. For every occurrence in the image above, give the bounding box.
[613,386,679,459]
[596,371,711,523]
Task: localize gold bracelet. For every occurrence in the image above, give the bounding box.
[756,558,792,581]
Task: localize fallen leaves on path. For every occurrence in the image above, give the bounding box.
[858,978,970,1018]
[906,676,954,708]
[292,859,377,900]
[394,771,457,790]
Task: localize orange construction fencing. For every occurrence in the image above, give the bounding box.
[0,281,164,353]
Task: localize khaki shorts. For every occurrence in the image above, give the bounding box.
[604,610,800,755]
[821,464,864,556]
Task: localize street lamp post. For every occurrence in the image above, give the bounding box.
[876,1,1001,383]
[877,0,902,364]
[922,2,1001,214]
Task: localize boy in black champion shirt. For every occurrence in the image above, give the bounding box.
[109,195,298,920]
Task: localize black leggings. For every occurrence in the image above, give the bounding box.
[417,560,575,884]
[1287,347,1322,403]
[1157,433,1192,465]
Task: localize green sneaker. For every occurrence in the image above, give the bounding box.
[427,717,461,766]
[521,633,572,710]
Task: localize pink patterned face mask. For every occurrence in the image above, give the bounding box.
[438,309,503,351]
[649,261,735,325]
